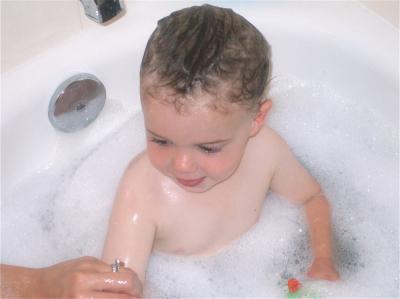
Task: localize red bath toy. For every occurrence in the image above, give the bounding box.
[288,278,301,293]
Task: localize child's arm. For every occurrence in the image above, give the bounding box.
[269,134,340,281]
[303,193,340,280]
[102,155,157,293]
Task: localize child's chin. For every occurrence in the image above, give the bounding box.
[177,180,217,193]
[182,186,212,193]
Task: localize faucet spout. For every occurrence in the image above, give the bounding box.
[80,0,124,24]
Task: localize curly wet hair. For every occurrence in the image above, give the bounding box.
[140,4,271,112]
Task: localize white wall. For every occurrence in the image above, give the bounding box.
[0,0,134,72]
[1,0,399,73]
[360,0,399,28]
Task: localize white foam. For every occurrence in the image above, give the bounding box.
[144,77,399,297]
[146,196,307,297]
[1,112,146,267]
[2,77,398,297]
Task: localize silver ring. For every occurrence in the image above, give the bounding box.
[111,258,122,272]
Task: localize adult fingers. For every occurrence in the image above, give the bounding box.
[78,257,129,274]
[93,261,142,292]
[68,257,142,296]
[84,271,142,297]
[72,256,111,273]
[83,291,138,299]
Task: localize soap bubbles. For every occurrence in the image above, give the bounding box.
[2,77,398,297]
[144,77,398,297]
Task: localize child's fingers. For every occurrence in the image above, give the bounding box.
[307,268,340,281]
[325,270,340,281]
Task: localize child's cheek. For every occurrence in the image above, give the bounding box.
[202,155,237,179]
[147,144,169,171]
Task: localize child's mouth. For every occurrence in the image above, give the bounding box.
[176,177,205,187]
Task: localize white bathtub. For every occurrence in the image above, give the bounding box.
[2,1,398,297]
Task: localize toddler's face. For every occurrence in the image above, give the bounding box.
[141,88,258,193]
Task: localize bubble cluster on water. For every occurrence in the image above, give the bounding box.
[2,112,146,267]
[144,77,398,297]
[2,77,398,297]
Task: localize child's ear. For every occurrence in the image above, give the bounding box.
[250,100,272,136]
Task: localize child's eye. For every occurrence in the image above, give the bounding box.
[151,137,169,146]
[198,145,222,154]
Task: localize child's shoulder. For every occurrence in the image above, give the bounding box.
[112,151,163,224]
[125,150,151,175]
[117,151,159,198]
[127,150,164,176]
[258,125,287,143]
[240,125,291,182]
[252,125,291,159]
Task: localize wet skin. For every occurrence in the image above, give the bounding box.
[102,87,340,290]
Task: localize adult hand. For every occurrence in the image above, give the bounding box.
[2,257,142,298]
[37,256,143,298]
[307,257,340,281]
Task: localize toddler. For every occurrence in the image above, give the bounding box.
[102,4,340,295]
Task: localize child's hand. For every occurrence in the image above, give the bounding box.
[307,257,340,281]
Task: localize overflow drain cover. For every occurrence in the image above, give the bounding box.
[48,73,106,132]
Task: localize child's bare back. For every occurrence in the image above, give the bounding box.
[102,4,339,295]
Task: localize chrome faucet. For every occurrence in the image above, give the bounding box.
[79,0,124,24]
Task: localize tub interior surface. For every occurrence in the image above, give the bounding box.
[2,1,398,190]
[3,75,398,297]
[1,1,398,298]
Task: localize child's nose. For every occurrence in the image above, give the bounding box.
[172,150,197,174]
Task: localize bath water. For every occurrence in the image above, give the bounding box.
[2,77,398,297]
